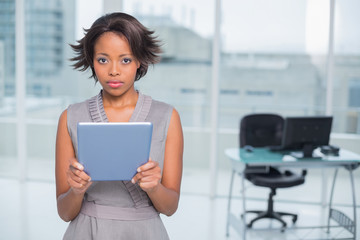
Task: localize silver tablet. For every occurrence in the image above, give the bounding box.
[77,122,153,181]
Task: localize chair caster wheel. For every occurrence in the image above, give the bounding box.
[292,216,297,223]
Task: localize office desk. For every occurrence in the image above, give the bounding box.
[225,147,360,240]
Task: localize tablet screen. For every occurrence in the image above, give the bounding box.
[77,122,153,181]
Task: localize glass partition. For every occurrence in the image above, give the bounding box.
[332,0,360,134]
[219,0,329,131]
[24,0,107,180]
[123,0,214,128]
[123,0,215,194]
[0,0,17,178]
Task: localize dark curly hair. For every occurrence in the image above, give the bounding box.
[70,12,162,82]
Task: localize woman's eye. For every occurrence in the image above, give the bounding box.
[97,58,108,64]
[122,58,132,64]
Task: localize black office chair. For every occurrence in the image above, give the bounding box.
[240,113,306,230]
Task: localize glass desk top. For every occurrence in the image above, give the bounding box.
[225,147,360,169]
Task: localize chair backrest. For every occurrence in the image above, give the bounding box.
[239,113,284,148]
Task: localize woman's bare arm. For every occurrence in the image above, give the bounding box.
[132,109,183,216]
[55,110,92,222]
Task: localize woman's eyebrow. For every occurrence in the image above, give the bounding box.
[94,52,109,56]
[94,52,133,57]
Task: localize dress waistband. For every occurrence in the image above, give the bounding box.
[80,201,159,221]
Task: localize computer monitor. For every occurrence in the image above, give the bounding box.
[281,116,333,158]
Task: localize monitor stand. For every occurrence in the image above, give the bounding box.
[290,144,321,159]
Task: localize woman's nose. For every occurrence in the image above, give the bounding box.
[109,63,120,76]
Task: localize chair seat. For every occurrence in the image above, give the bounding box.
[246,167,305,188]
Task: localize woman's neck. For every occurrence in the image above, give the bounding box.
[101,88,138,109]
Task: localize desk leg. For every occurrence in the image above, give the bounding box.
[327,167,357,239]
[321,168,328,208]
[327,169,338,233]
[226,169,235,237]
[349,168,357,239]
[242,169,247,240]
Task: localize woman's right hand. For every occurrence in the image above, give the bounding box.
[67,158,92,195]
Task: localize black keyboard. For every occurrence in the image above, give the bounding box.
[268,145,285,151]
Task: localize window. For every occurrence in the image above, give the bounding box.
[3,0,359,185]
[0,0,16,177]
[219,0,330,130]
[332,0,360,134]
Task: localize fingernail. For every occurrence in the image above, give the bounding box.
[131,179,135,184]
[88,178,91,182]
[137,168,141,172]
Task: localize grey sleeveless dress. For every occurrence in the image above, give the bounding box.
[63,91,173,240]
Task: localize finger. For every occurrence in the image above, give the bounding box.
[131,161,161,184]
[72,161,84,171]
[67,166,92,185]
[67,176,84,188]
[132,170,153,184]
[136,169,160,179]
[69,165,83,178]
[136,167,160,180]
[67,170,87,186]
[68,157,84,170]
[69,164,91,182]
[80,179,92,189]
[131,172,141,184]
[69,165,80,175]
[137,160,158,172]
[69,174,92,188]
[77,171,92,182]
[138,174,160,183]
[84,181,93,189]
[73,175,91,186]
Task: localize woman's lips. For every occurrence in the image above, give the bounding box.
[107,81,123,88]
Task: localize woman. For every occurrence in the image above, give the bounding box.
[55,12,183,239]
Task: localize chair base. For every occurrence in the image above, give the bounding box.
[244,210,297,231]
[243,188,298,231]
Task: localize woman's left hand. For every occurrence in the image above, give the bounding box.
[131,158,161,193]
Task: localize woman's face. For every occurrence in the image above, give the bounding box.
[93,32,140,97]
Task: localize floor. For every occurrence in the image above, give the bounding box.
[1,167,359,240]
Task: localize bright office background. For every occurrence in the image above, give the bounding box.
[0,0,360,239]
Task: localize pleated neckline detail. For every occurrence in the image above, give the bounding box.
[88,90,152,123]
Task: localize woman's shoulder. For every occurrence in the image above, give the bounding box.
[67,100,87,111]
[147,96,174,113]
[139,93,174,123]
[66,100,89,121]
[66,95,97,123]
[67,93,100,113]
